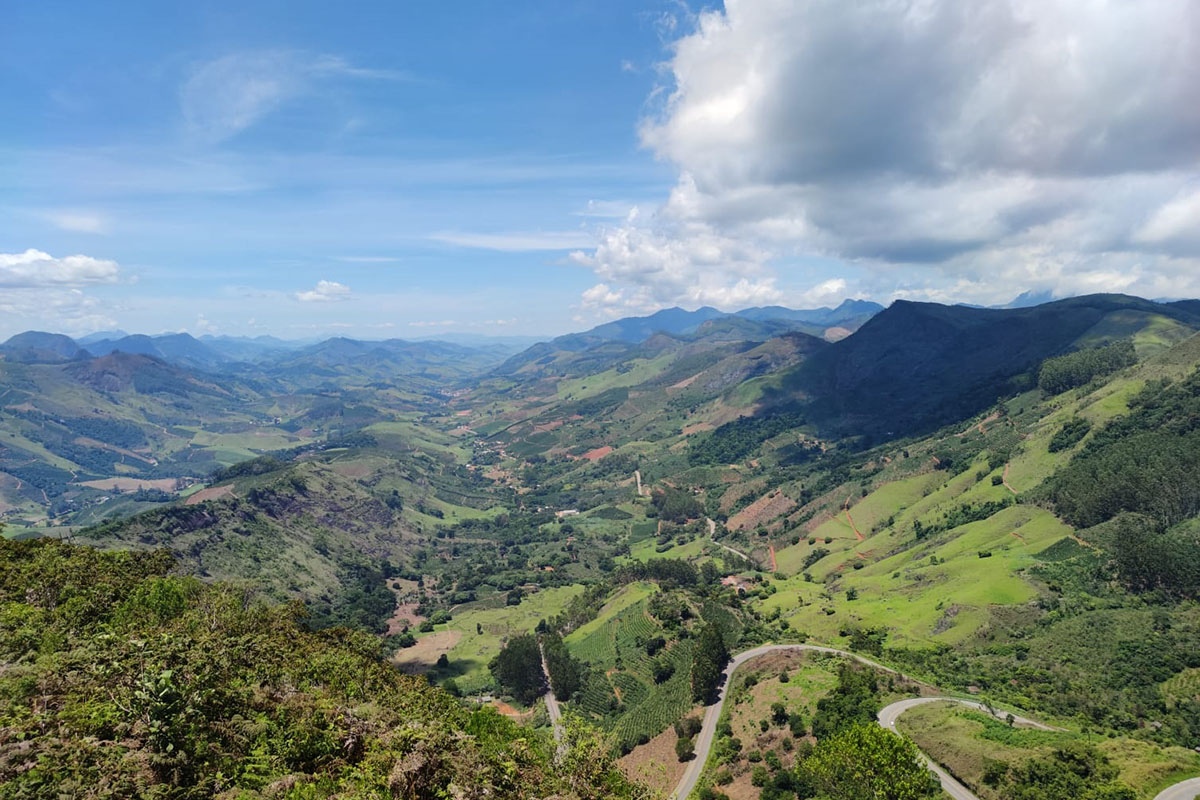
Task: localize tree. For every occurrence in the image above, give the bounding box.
[675,736,695,761]
[690,623,730,703]
[801,723,940,800]
[811,665,879,738]
[488,634,546,705]
[1003,743,1136,800]
[542,631,584,701]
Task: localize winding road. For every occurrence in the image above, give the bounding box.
[877,697,1054,800]
[706,517,756,565]
[1154,778,1200,800]
[671,644,910,800]
[665,643,1199,800]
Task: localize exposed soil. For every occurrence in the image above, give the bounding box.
[1001,463,1018,495]
[843,497,866,542]
[728,490,797,532]
[669,372,703,390]
[581,445,614,461]
[391,630,462,672]
[79,477,179,492]
[184,485,234,505]
[618,724,691,796]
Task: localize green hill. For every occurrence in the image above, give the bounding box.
[0,537,638,799]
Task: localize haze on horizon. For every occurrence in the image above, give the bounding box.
[4,0,1199,340]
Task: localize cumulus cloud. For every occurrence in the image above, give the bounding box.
[181,50,409,143]
[0,249,120,288]
[294,280,351,302]
[576,0,1200,309]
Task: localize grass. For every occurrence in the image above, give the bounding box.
[758,504,1069,646]
[899,701,1200,799]
[625,534,709,563]
[417,584,585,695]
[555,354,676,403]
[565,583,658,651]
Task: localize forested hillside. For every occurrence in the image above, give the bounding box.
[0,537,640,799]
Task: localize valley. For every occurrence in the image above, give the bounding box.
[6,294,1200,799]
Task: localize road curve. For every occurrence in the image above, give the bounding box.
[1154,778,1200,800]
[669,644,1057,800]
[670,644,909,800]
[706,517,756,565]
[877,697,1055,800]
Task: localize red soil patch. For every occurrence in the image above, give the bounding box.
[581,445,614,461]
[385,602,424,635]
[489,700,532,720]
[617,724,691,796]
[768,544,778,572]
[1001,463,1018,495]
[681,421,714,436]
[843,496,865,542]
[669,373,703,390]
[727,491,797,532]
[185,485,234,505]
[532,419,564,433]
[455,410,471,417]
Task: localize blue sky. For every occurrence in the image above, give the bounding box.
[4,1,1200,340]
[1,1,685,338]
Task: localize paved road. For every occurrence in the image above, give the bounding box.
[1155,778,1200,800]
[670,644,909,800]
[707,517,756,565]
[539,645,565,759]
[878,697,1056,800]
[669,644,1063,800]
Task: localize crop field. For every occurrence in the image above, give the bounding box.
[626,534,708,563]
[414,584,584,695]
[562,585,701,750]
[565,583,658,660]
[1161,668,1200,709]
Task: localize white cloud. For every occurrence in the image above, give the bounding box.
[294,280,351,302]
[43,210,108,234]
[430,230,593,251]
[181,50,408,143]
[0,249,120,288]
[572,0,1200,309]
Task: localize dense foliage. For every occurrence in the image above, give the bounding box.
[0,539,640,799]
[542,631,585,701]
[999,743,1136,800]
[1038,341,1136,395]
[800,723,940,800]
[689,623,730,703]
[688,410,807,466]
[489,633,548,705]
[810,665,880,739]
[1049,370,1200,529]
[651,487,703,523]
[1047,417,1092,453]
